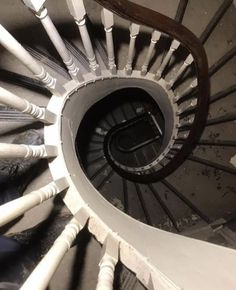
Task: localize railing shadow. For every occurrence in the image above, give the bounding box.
[68,228,92,290]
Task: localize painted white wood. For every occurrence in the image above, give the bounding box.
[125,23,140,75]
[0,178,68,227]
[141,30,161,76]
[21,0,45,11]
[0,143,57,159]
[39,10,84,81]
[96,234,119,290]
[167,54,194,89]
[177,115,195,128]
[66,0,101,76]
[77,20,101,75]
[230,155,236,168]
[155,39,180,80]
[101,9,116,74]
[172,144,182,150]
[174,131,189,140]
[175,78,198,102]
[0,86,56,123]
[22,1,83,82]
[177,98,197,115]
[0,24,65,96]
[20,218,81,290]
[96,255,117,290]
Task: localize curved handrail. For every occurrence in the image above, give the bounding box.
[94,0,210,180]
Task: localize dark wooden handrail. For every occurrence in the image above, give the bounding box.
[94,0,209,181]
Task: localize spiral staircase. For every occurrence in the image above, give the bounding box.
[0,0,236,289]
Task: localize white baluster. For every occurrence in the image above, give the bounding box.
[155,39,180,80]
[125,23,140,75]
[230,155,236,168]
[0,86,56,123]
[177,115,195,128]
[22,0,84,82]
[21,213,88,290]
[167,54,194,89]
[101,9,116,75]
[174,132,189,140]
[66,0,101,76]
[96,234,119,290]
[141,30,161,76]
[172,144,182,150]
[0,25,65,96]
[0,143,57,159]
[174,78,198,102]
[0,178,68,227]
[177,98,197,115]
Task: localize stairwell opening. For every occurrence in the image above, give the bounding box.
[71,75,178,183]
[76,87,166,179]
[58,76,177,228]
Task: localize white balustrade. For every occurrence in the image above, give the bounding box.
[155,39,180,80]
[0,178,68,227]
[0,24,65,96]
[96,234,119,290]
[0,86,56,123]
[0,143,57,159]
[177,98,197,115]
[101,9,116,74]
[172,144,182,150]
[141,30,161,76]
[177,115,195,128]
[230,155,236,168]
[174,132,189,140]
[22,0,84,82]
[20,215,88,290]
[167,54,194,89]
[174,78,198,102]
[125,23,140,75]
[66,0,101,76]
